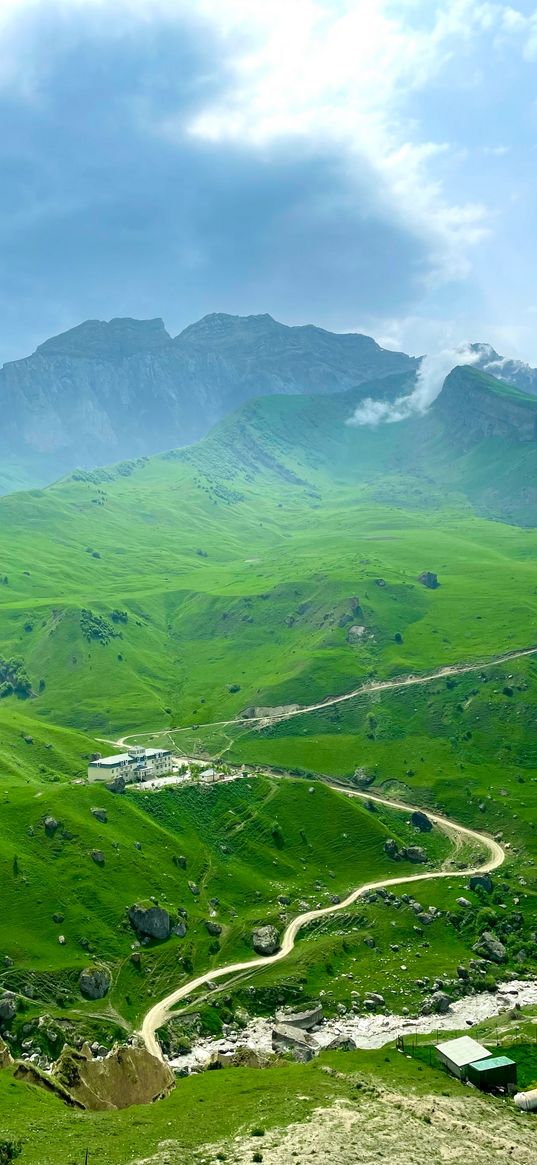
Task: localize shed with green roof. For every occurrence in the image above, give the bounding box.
[467,1055,517,1091]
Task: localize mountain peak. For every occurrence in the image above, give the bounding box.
[35,317,171,359]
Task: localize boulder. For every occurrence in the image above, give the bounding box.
[252,925,280,955]
[274,1004,323,1031]
[91,808,108,824]
[422,991,452,1015]
[418,571,439,589]
[383,839,400,860]
[278,895,291,906]
[272,1024,314,1062]
[79,967,111,1000]
[172,921,187,939]
[0,993,17,1023]
[325,1035,357,1051]
[469,874,492,893]
[364,992,385,1007]
[91,849,105,866]
[44,816,59,835]
[411,811,432,833]
[205,921,222,937]
[456,897,471,908]
[402,846,428,863]
[457,965,470,980]
[128,904,171,941]
[474,930,507,963]
[106,775,126,794]
[347,625,367,643]
[188,881,200,896]
[50,1043,175,1110]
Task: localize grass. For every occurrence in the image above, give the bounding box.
[0,1039,525,1165]
[0,369,537,1153]
[0,775,439,1029]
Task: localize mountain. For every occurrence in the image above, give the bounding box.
[0,312,415,493]
[472,341,537,396]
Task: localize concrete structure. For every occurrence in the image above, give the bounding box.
[435,1036,491,1081]
[467,1055,517,1092]
[88,746,173,783]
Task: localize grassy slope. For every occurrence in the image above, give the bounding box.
[1,1040,535,1165]
[0,380,536,736]
[1,776,436,1027]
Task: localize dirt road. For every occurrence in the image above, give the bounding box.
[116,643,537,747]
[140,786,505,1060]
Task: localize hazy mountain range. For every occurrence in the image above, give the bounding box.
[1,311,536,494]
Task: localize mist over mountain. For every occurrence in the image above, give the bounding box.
[0,312,415,493]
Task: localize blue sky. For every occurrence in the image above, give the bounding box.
[1,0,537,363]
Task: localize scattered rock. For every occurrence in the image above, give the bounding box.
[52,912,64,924]
[252,925,280,955]
[418,571,439,589]
[422,991,452,1015]
[456,897,471,908]
[205,921,222,937]
[188,881,200,896]
[91,850,105,866]
[0,993,17,1023]
[384,839,400,859]
[79,967,111,1000]
[173,855,187,869]
[403,846,428,864]
[277,895,291,906]
[91,808,108,824]
[172,921,187,939]
[128,904,171,941]
[474,930,507,963]
[469,874,492,893]
[44,816,59,836]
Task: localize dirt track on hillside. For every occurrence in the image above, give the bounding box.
[140,787,505,1060]
[116,643,537,746]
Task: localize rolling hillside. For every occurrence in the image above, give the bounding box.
[0,365,536,736]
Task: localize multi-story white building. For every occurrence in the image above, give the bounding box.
[88,745,173,783]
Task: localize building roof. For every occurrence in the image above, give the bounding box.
[90,747,171,767]
[469,1056,516,1073]
[435,1036,491,1067]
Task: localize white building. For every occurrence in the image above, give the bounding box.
[88,746,173,783]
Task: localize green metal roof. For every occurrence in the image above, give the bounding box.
[469,1056,515,1072]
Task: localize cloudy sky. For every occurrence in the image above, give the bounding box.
[1,0,537,363]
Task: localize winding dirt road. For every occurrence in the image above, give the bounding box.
[140,785,505,1060]
[117,644,537,747]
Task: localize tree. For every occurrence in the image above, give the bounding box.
[0,1141,22,1164]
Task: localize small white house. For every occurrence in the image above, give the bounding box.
[88,746,173,784]
[435,1036,491,1081]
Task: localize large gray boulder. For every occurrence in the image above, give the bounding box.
[474,930,507,963]
[0,993,17,1023]
[411,811,433,832]
[403,846,428,863]
[275,1004,323,1031]
[128,904,171,940]
[106,775,126,794]
[91,807,108,824]
[44,816,59,835]
[469,874,493,893]
[79,966,111,1000]
[252,925,280,955]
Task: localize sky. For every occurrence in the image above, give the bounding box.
[1,0,537,364]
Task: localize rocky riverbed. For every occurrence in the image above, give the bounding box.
[168,979,537,1074]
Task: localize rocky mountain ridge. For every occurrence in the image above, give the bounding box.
[0,313,415,492]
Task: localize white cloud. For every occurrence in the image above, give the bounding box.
[1,0,536,288]
[348,342,480,426]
